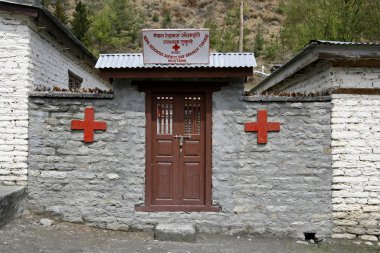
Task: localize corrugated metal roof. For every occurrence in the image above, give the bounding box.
[312,40,380,46]
[251,40,380,93]
[95,53,256,69]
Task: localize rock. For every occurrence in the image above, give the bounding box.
[39,218,54,227]
[107,173,120,180]
[155,223,196,242]
[106,223,129,231]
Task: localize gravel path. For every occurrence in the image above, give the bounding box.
[0,215,379,253]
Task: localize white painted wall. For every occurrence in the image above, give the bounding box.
[331,68,380,89]
[0,14,31,185]
[331,94,380,241]
[0,12,109,186]
[29,23,108,90]
[274,61,333,93]
[276,63,380,94]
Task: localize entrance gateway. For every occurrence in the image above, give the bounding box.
[97,28,255,212]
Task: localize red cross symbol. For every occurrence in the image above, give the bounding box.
[244,110,280,144]
[172,43,180,51]
[71,107,107,143]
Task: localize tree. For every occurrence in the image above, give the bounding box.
[278,0,380,53]
[254,25,264,57]
[53,0,68,25]
[162,10,172,28]
[87,0,142,55]
[71,1,90,43]
[41,0,50,8]
[204,3,245,52]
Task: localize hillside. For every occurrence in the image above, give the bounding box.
[63,0,284,69]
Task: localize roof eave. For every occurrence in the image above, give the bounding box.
[251,43,319,93]
[251,42,380,93]
[99,67,253,80]
[0,1,97,67]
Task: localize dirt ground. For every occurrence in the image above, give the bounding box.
[0,215,379,253]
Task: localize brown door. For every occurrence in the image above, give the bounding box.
[151,93,205,206]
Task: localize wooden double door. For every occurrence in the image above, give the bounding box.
[136,87,219,212]
[150,93,206,207]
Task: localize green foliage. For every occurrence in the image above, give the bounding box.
[254,25,264,57]
[204,19,218,49]
[274,0,380,56]
[152,13,159,23]
[264,35,282,61]
[204,4,244,52]
[275,0,285,14]
[71,1,90,43]
[53,0,68,25]
[41,0,50,8]
[87,0,142,55]
[162,10,172,28]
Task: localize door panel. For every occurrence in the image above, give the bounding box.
[157,140,173,156]
[153,162,173,200]
[151,93,205,206]
[183,162,201,200]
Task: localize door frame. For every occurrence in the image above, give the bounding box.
[135,82,222,212]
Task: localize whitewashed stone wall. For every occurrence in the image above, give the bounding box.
[273,61,333,93]
[275,63,380,94]
[331,68,380,89]
[0,14,32,186]
[28,81,332,238]
[331,94,380,241]
[0,12,108,186]
[29,26,108,90]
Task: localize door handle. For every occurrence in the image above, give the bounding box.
[173,135,191,157]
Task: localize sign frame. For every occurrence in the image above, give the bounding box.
[142,28,210,65]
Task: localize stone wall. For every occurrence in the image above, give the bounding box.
[332,68,380,89]
[0,186,26,228]
[29,21,108,90]
[277,61,333,94]
[331,94,380,241]
[213,84,332,237]
[271,63,380,94]
[0,14,32,185]
[28,81,332,238]
[0,12,108,186]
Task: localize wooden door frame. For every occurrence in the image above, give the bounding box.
[135,82,222,212]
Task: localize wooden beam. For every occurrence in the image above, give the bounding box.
[330,59,380,68]
[134,81,224,92]
[0,2,38,17]
[99,68,253,79]
[332,88,380,95]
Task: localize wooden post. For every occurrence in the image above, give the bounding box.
[239,0,244,52]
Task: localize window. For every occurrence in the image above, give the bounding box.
[68,70,83,90]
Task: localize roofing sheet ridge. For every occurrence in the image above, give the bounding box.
[96,52,256,69]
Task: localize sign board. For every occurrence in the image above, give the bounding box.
[142,29,210,64]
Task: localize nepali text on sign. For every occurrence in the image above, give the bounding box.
[142,29,210,64]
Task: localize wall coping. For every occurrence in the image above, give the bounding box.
[243,95,331,102]
[29,92,114,99]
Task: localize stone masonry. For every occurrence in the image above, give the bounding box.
[29,23,107,90]
[331,94,380,241]
[0,12,108,186]
[0,14,31,186]
[272,60,380,94]
[28,81,332,238]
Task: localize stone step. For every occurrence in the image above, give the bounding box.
[0,185,26,228]
[155,223,196,242]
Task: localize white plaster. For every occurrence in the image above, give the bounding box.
[0,12,109,185]
[331,94,380,241]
